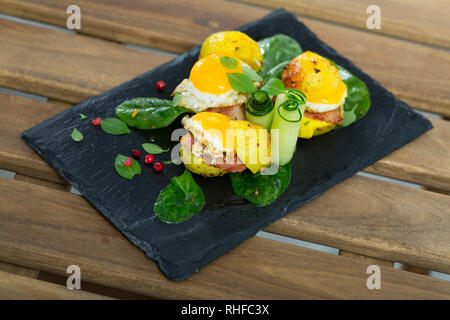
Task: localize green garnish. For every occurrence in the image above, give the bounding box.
[220,56,238,69]
[114,154,141,179]
[172,92,181,107]
[142,143,169,155]
[79,113,87,119]
[100,118,131,135]
[115,98,193,130]
[242,66,263,82]
[227,72,255,95]
[229,164,291,207]
[71,128,83,142]
[154,169,205,224]
[258,34,302,81]
[261,78,285,96]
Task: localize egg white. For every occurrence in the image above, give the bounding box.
[173,79,248,113]
[182,116,234,165]
[305,90,347,113]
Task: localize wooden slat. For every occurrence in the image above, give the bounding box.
[0,0,449,116]
[0,270,114,299]
[0,261,39,278]
[265,175,450,273]
[0,18,171,104]
[0,177,449,299]
[2,93,449,192]
[339,251,394,268]
[236,0,450,50]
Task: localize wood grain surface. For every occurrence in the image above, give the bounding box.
[0,270,114,299]
[236,0,450,49]
[2,93,449,192]
[0,262,39,278]
[0,18,171,104]
[0,1,449,116]
[0,177,448,299]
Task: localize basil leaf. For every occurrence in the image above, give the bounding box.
[115,98,193,130]
[100,118,130,135]
[227,73,255,94]
[229,164,291,207]
[154,169,205,224]
[261,78,285,96]
[114,154,141,179]
[79,113,86,119]
[220,56,238,69]
[142,143,169,154]
[258,34,302,81]
[243,66,263,82]
[336,65,371,127]
[71,128,83,142]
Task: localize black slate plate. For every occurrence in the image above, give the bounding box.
[22,9,432,280]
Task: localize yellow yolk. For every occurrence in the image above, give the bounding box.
[191,112,231,147]
[189,53,243,95]
[284,51,346,105]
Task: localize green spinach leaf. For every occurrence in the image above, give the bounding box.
[154,169,205,224]
[100,118,131,135]
[115,98,193,130]
[336,65,371,127]
[142,143,169,154]
[258,34,302,81]
[229,164,291,207]
[114,154,141,179]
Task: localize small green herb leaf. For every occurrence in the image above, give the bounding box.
[114,154,141,179]
[100,118,130,135]
[261,78,285,96]
[79,113,86,119]
[229,164,291,207]
[142,143,169,154]
[71,128,83,142]
[242,66,263,82]
[154,169,205,224]
[115,98,193,130]
[220,56,238,69]
[227,72,255,94]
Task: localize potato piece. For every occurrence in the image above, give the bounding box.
[180,146,227,177]
[200,31,263,71]
[229,120,271,174]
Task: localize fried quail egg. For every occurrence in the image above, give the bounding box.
[173,54,249,113]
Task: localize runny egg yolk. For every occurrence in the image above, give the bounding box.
[285,51,347,105]
[191,112,231,148]
[189,53,243,95]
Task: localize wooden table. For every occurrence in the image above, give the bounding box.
[0,0,449,299]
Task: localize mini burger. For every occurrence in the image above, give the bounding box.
[282,51,347,139]
[180,112,272,177]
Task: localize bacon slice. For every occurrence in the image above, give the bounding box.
[206,104,245,120]
[305,108,343,125]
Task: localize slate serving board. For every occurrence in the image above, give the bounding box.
[22,9,432,280]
